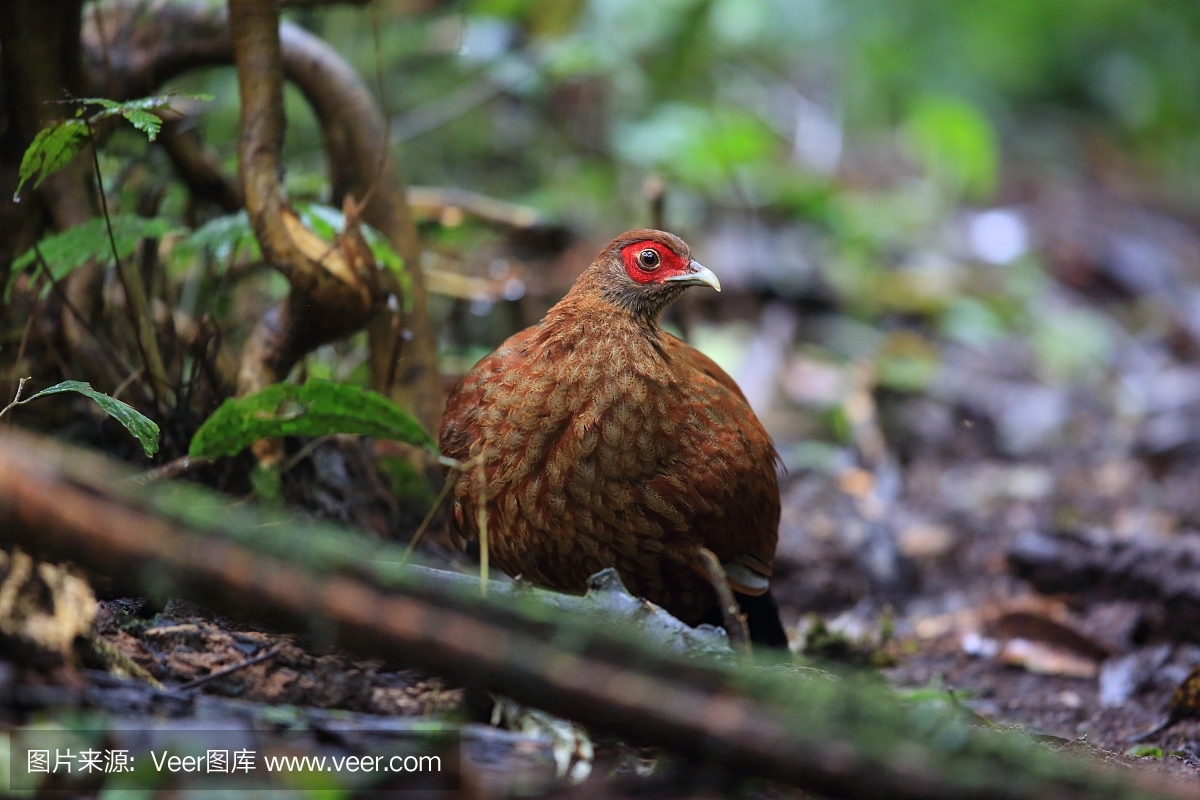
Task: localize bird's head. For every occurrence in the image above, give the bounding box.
[574,229,721,322]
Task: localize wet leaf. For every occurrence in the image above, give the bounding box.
[26,381,160,457]
[77,93,215,142]
[7,215,177,300]
[14,94,213,199]
[189,380,436,459]
[15,119,88,198]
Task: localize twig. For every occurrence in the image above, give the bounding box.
[174,645,282,691]
[34,244,143,397]
[402,451,488,591]
[695,547,750,652]
[85,120,144,365]
[401,468,459,565]
[390,80,507,144]
[0,378,32,422]
[406,187,549,230]
[110,367,144,402]
[279,434,337,474]
[351,0,393,216]
[83,119,173,408]
[127,454,212,486]
[11,299,36,379]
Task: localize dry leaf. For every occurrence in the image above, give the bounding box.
[999,638,1098,679]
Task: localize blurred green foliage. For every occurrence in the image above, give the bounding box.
[161,0,1200,400]
[276,0,1200,208]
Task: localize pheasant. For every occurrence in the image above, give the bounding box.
[439,229,787,647]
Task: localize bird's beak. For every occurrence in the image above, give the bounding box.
[665,260,721,292]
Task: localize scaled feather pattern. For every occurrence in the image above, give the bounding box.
[440,230,786,645]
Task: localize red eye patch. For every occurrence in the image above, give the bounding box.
[620,241,688,284]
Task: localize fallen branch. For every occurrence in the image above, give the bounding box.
[174,644,282,691]
[128,454,212,485]
[0,429,1190,800]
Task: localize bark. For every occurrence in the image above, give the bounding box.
[0,0,108,384]
[0,428,1191,800]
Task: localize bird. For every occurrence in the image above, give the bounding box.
[438,229,788,648]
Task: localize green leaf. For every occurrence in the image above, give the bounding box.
[296,202,341,240]
[14,119,88,199]
[26,381,160,457]
[171,210,260,267]
[8,215,177,300]
[189,379,436,459]
[615,103,776,190]
[13,94,214,199]
[118,108,164,141]
[1125,746,1163,759]
[292,202,407,303]
[293,202,405,273]
[905,95,998,199]
[78,93,215,143]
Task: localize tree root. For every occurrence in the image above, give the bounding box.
[81,0,442,429]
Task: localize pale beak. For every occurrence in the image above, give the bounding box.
[665,260,721,292]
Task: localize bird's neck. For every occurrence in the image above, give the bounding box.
[544,290,664,344]
[528,294,677,383]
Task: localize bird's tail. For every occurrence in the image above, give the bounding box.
[736,589,790,649]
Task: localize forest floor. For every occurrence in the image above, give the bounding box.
[762,342,1200,788]
[12,428,1200,796]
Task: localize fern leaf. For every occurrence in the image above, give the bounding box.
[14,120,88,199]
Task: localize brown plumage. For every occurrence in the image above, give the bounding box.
[439,229,786,647]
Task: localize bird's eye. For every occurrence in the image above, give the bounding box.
[637,249,660,270]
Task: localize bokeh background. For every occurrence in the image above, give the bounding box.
[150,0,1200,603]
[20,0,1200,751]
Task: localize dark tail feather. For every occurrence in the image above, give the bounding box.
[737,589,789,649]
[697,589,790,650]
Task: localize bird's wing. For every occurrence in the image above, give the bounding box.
[661,333,749,402]
[439,326,538,464]
[653,335,781,594]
